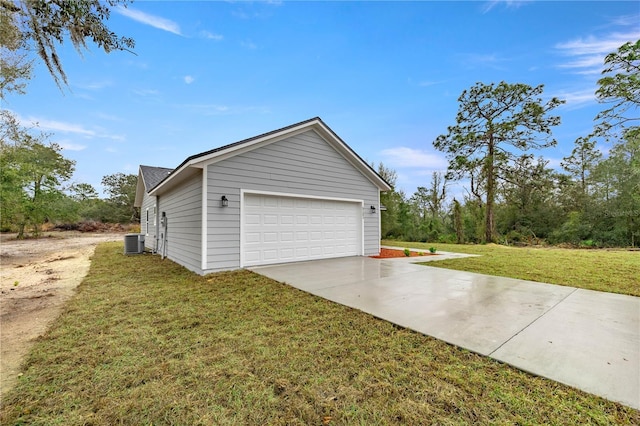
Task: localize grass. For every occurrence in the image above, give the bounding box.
[1,243,638,425]
[383,240,640,297]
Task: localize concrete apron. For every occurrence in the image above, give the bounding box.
[250,252,640,410]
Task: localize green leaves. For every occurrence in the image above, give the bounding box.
[433,81,564,242]
[0,111,76,236]
[1,0,135,90]
[595,39,640,137]
[101,172,139,222]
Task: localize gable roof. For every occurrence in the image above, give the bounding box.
[147,117,392,197]
[140,165,174,191]
[133,165,174,207]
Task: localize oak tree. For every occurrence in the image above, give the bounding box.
[0,0,135,89]
[0,110,75,237]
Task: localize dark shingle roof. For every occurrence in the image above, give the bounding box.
[140,165,173,191]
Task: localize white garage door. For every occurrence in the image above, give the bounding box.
[242,193,362,267]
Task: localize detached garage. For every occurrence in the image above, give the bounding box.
[134,117,391,275]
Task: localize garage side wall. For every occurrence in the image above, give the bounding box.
[205,129,379,272]
[140,192,156,251]
[157,172,203,274]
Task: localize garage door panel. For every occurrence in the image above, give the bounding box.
[246,232,261,243]
[264,214,278,225]
[245,250,260,262]
[264,232,278,243]
[280,198,295,208]
[246,197,261,207]
[246,214,260,225]
[264,197,278,208]
[243,193,362,266]
[280,248,294,259]
[263,249,278,261]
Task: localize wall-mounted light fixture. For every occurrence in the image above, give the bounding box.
[370,205,376,214]
[221,195,228,207]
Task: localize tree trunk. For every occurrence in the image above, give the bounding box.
[17,222,25,239]
[485,137,495,243]
[453,199,464,244]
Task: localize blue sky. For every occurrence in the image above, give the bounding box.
[5,0,640,198]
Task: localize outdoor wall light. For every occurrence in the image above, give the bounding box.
[370,205,376,214]
[221,195,229,207]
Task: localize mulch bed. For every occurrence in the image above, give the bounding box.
[370,248,436,259]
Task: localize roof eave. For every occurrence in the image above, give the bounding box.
[148,117,392,196]
[133,168,146,208]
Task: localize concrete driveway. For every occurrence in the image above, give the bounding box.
[250,253,640,410]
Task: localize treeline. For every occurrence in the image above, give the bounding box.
[0,111,138,238]
[378,129,638,247]
[380,39,639,248]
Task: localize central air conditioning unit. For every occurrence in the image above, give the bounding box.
[124,233,145,254]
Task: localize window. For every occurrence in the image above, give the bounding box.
[145,209,149,235]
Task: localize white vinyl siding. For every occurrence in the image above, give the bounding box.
[140,193,157,251]
[204,129,379,272]
[157,172,202,274]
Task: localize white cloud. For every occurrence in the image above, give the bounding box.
[178,103,230,116]
[25,116,96,136]
[184,75,195,84]
[611,14,640,27]
[379,147,448,169]
[94,112,122,122]
[104,133,126,142]
[133,88,160,97]
[76,80,112,90]
[552,88,597,109]
[59,142,87,151]
[545,157,563,170]
[418,80,446,87]
[458,52,509,70]
[17,114,125,141]
[482,1,532,14]
[200,30,223,41]
[116,7,181,35]
[241,40,257,50]
[555,31,640,74]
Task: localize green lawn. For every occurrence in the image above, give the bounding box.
[1,243,638,425]
[383,240,640,297]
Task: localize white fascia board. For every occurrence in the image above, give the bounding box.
[191,127,314,168]
[149,117,392,196]
[151,121,321,196]
[133,168,146,207]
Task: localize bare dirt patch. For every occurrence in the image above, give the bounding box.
[0,231,124,400]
